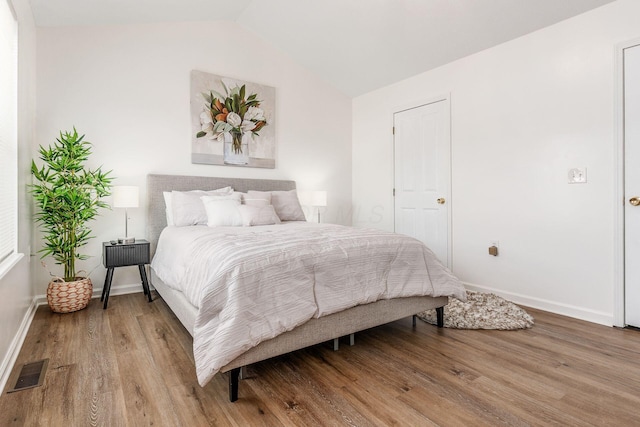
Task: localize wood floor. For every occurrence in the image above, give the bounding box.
[2,294,640,426]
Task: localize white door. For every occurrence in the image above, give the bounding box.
[394,99,451,267]
[625,44,640,327]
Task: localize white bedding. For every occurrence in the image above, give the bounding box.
[151,222,466,386]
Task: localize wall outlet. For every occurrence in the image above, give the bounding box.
[568,167,587,184]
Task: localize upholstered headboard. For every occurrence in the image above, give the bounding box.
[147,174,296,257]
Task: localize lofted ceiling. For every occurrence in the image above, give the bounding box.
[29,0,616,97]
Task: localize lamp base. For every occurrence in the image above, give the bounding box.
[118,237,136,244]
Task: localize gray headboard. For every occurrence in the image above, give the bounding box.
[147,174,296,257]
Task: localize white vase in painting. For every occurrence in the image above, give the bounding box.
[223,133,249,165]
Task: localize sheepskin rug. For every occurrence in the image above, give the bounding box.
[418,290,534,330]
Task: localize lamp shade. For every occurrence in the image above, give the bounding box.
[298,190,327,207]
[310,190,327,207]
[112,186,139,208]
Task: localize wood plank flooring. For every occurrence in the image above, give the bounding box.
[2,293,640,426]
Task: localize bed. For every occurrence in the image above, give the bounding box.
[146,174,465,402]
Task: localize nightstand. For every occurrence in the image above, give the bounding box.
[101,239,152,309]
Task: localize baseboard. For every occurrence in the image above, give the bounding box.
[34,282,145,306]
[463,282,613,327]
[0,296,39,393]
[92,282,146,299]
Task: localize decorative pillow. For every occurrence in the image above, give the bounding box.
[170,187,234,226]
[245,190,272,207]
[201,195,243,227]
[271,190,306,221]
[238,205,282,226]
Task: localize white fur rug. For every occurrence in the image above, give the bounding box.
[418,290,534,330]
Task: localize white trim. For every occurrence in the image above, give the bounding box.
[464,282,613,327]
[391,92,453,271]
[94,282,145,299]
[614,38,640,328]
[391,93,450,116]
[446,95,453,272]
[0,252,23,281]
[33,282,146,306]
[0,0,18,276]
[0,296,38,393]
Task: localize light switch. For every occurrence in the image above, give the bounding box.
[568,167,587,184]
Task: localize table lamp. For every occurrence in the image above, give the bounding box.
[310,191,327,223]
[113,185,139,244]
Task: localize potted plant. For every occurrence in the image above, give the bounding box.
[31,128,112,313]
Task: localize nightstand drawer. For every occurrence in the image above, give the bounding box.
[103,241,150,267]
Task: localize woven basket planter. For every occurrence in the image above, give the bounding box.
[46,277,93,313]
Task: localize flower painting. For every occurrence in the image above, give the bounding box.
[191,70,275,168]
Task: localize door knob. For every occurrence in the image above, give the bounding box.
[630,197,640,206]
[437,198,446,205]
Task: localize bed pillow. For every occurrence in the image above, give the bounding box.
[163,191,175,225]
[238,205,282,226]
[271,190,306,221]
[201,195,243,227]
[245,190,272,207]
[170,187,234,226]
[235,192,247,204]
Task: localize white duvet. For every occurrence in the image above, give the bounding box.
[151,222,466,386]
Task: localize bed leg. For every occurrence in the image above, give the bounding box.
[229,367,241,402]
[239,366,245,380]
[436,307,444,328]
[412,315,417,327]
[349,333,355,346]
[333,338,339,351]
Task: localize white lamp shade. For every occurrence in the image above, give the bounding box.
[298,190,328,207]
[112,186,139,208]
[310,190,327,207]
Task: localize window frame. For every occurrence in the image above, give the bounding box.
[0,0,22,281]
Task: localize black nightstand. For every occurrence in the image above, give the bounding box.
[101,239,152,309]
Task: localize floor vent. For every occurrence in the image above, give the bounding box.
[7,359,49,393]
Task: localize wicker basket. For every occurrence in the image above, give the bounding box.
[46,277,93,313]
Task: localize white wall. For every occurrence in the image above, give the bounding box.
[35,21,352,294]
[353,0,640,325]
[0,0,36,390]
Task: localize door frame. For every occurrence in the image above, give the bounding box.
[614,38,640,327]
[391,93,453,269]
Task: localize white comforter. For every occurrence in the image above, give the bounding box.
[151,222,466,386]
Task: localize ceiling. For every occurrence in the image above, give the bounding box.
[29,0,616,97]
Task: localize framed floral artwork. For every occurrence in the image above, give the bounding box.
[190,70,276,168]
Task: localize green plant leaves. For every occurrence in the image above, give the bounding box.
[30,129,112,280]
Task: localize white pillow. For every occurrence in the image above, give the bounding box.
[238,205,282,226]
[245,190,272,207]
[201,195,243,227]
[235,192,247,204]
[163,191,175,225]
[271,190,306,221]
[170,187,234,226]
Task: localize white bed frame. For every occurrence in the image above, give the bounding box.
[146,174,446,401]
